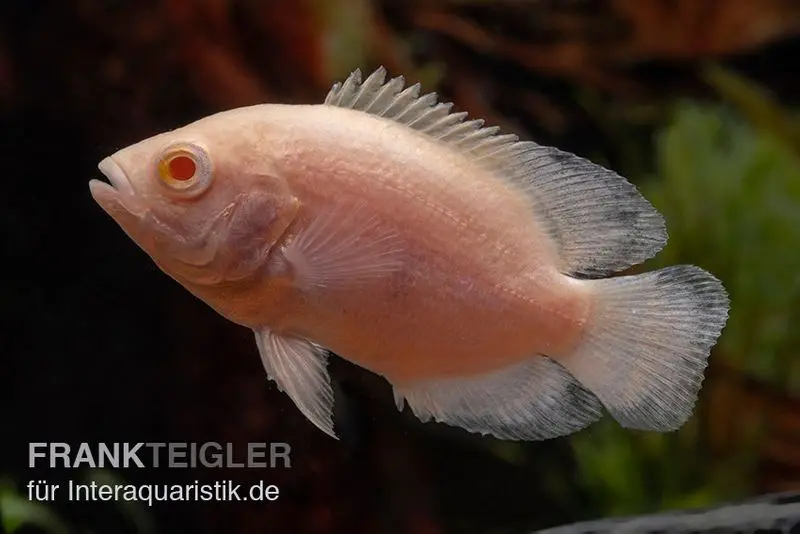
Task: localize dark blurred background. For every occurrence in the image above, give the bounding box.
[2,1,800,533]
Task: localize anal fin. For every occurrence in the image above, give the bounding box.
[254,327,338,439]
[394,357,602,440]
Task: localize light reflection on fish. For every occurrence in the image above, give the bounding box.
[89,67,729,440]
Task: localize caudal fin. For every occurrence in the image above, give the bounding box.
[559,265,729,431]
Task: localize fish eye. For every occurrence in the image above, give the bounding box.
[156,142,213,197]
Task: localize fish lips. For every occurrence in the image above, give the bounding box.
[97,157,134,195]
[89,157,146,219]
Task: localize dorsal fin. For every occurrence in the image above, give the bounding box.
[324,67,667,277]
[324,67,491,152]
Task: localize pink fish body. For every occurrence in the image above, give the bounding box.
[89,67,729,439]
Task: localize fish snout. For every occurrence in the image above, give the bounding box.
[95,157,135,195]
[89,156,146,218]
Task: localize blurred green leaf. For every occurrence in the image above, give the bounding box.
[0,478,70,534]
[702,64,800,155]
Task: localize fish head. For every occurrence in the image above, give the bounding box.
[89,113,299,286]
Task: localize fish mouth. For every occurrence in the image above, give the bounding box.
[89,156,145,217]
[95,157,134,195]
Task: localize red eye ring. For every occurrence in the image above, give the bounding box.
[166,154,197,181]
[156,142,213,197]
[158,150,197,183]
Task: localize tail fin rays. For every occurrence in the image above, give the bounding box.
[560,265,729,430]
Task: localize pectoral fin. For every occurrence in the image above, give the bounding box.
[254,327,338,439]
[279,201,404,292]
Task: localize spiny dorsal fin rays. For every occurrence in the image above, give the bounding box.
[325,67,509,156]
[365,74,405,113]
[324,67,668,277]
[446,123,496,147]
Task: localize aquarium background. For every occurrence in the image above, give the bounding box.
[2,1,800,533]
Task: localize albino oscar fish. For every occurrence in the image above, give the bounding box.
[89,67,730,440]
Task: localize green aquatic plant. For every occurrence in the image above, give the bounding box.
[0,472,155,534]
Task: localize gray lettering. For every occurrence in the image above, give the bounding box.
[270,442,291,468]
[97,443,119,468]
[248,443,267,468]
[50,443,71,468]
[29,443,47,468]
[146,442,165,467]
[73,443,96,468]
[200,442,222,468]
[169,443,187,468]
[123,443,144,468]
